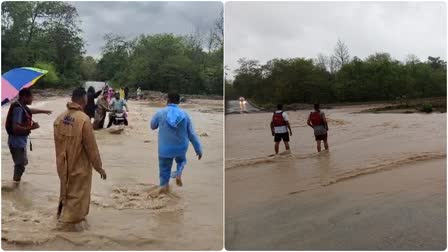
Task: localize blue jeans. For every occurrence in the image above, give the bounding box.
[158,155,187,186]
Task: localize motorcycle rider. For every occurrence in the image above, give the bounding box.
[107,92,129,128]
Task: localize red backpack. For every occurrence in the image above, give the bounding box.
[272,111,286,127]
[309,111,323,126]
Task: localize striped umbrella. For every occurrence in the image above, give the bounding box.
[2,67,48,106]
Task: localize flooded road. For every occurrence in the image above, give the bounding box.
[226,100,261,114]
[225,104,446,250]
[2,96,223,250]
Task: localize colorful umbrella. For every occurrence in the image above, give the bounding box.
[1,67,48,106]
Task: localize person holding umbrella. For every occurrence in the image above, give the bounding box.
[5,88,52,183]
[3,67,52,184]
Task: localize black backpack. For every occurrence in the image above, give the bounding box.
[5,101,32,136]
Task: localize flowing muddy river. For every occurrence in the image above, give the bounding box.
[2,96,223,250]
[225,103,446,250]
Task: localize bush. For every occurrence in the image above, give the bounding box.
[34,62,59,87]
[421,103,433,113]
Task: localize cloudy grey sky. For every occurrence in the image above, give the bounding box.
[72,1,222,58]
[225,1,446,78]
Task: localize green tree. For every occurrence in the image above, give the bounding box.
[2,1,84,88]
[80,56,98,81]
[34,61,59,87]
[230,51,446,105]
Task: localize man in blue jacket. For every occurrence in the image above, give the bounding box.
[150,93,202,194]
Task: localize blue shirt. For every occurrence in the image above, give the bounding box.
[8,107,28,148]
[150,104,202,158]
[110,98,126,112]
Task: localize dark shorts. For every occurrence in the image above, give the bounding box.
[274,133,289,142]
[9,147,28,181]
[315,133,328,141]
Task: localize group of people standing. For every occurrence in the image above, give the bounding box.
[270,103,330,154]
[5,86,202,231]
[84,84,129,130]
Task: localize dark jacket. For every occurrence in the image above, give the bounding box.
[124,87,129,100]
[84,90,102,118]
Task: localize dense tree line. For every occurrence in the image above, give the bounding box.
[2,1,84,87]
[95,30,223,95]
[227,40,446,104]
[2,1,223,95]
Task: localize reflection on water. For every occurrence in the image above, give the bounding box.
[2,181,35,210]
[317,151,330,185]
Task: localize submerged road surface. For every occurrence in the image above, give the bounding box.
[226,100,261,114]
[225,105,446,250]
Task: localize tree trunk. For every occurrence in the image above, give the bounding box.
[26,4,40,47]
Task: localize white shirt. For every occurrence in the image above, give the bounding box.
[273,110,289,134]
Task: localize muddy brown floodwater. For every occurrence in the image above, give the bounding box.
[2,96,223,250]
[225,104,446,250]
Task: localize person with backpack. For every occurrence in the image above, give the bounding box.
[307,104,329,152]
[5,88,52,183]
[270,104,292,155]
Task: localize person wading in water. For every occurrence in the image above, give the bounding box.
[270,104,292,155]
[53,87,107,231]
[307,103,329,152]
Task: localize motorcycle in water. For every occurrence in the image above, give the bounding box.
[111,110,128,126]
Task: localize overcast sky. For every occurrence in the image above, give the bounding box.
[72,1,222,58]
[225,1,446,78]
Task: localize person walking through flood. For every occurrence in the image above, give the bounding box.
[119,87,125,100]
[270,104,292,155]
[137,87,142,100]
[53,87,107,231]
[124,86,130,101]
[5,88,52,184]
[150,93,202,194]
[84,86,102,121]
[307,103,329,152]
[93,92,111,130]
